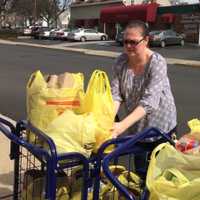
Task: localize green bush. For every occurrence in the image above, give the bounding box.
[0,29,19,40]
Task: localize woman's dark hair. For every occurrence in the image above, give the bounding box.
[125,20,149,37]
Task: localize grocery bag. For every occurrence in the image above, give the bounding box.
[176,118,200,155]
[146,143,200,200]
[27,70,84,143]
[44,109,96,157]
[81,70,115,151]
[22,169,70,200]
[100,165,142,200]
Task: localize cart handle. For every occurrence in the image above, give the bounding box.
[102,127,174,200]
[0,119,51,161]
[97,127,174,157]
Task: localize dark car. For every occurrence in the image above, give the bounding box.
[149,30,185,48]
[115,31,124,46]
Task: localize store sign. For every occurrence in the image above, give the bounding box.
[180,14,200,34]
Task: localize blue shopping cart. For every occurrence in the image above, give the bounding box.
[101,127,175,200]
[0,117,91,200]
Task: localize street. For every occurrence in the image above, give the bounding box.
[0,42,200,135]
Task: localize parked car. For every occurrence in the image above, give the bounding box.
[49,28,71,40]
[33,27,50,39]
[23,26,32,35]
[149,30,185,48]
[23,25,40,36]
[67,28,108,42]
[60,28,72,40]
[49,28,62,40]
[38,28,53,39]
[115,31,124,46]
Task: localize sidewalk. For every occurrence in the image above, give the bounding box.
[0,39,200,67]
[0,114,15,199]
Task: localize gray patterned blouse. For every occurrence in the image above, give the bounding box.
[111,52,177,138]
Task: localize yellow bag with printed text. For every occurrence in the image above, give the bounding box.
[81,70,115,152]
[26,70,114,155]
[146,143,200,200]
[27,70,84,143]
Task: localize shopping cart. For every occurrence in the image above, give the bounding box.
[0,117,91,200]
[101,127,175,200]
[92,134,139,200]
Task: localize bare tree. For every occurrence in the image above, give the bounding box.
[40,0,72,27]
[11,0,36,26]
[12,0,72,27]
[0,0,14,27]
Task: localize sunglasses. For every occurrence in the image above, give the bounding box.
[123,38,144,46]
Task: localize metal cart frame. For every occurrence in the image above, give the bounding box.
[0,118,91,200]
[101,127,175,200]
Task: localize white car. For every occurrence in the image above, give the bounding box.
[67,29,108,42]
[60,28,72,40]
[49,28,62,40]
[23,27,32,35]
[38,28,52,39]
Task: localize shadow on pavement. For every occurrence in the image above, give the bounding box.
[0,171,14,198]
[0,189,13,200]
[0,171,14,185]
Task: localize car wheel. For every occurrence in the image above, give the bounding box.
[101,36,106,41]
[161,41,166,48]
[80,36,86,42]
[180,40,184,46]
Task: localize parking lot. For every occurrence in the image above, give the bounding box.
[17,36,200,62]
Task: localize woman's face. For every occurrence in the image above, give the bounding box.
[123,27,148,56]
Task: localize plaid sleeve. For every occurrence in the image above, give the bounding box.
[139,55,168,114]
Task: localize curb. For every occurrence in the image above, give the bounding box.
[0,39,200,67]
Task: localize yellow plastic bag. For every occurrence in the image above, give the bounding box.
[146,143,200,200]
[44,109,96,157]
[100,165,142,200]
[81,70,115,151]
[27,70,84,143]
[22,169,70,200]
[188,118,200,140]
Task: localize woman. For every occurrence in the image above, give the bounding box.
[111,20,177,176]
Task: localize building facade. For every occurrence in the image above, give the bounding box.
[70,0,200,43]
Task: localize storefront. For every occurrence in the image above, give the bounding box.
[100,3,200,43]
[100,3,159,39]
[70,1,200,43]
[70,0,122,30]
[157,4,200,43]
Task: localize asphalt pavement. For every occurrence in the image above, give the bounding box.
[1,38,200,66]
[0,38,200,198]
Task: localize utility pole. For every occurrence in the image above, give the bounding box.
[34,0,37,24]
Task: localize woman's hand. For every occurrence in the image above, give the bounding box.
[111,122,127,138]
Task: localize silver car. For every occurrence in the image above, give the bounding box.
[149,30,185,48]
[67,28,108,42]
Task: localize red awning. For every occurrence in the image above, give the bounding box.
[161,13,175,24]
[100,3,159,23]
